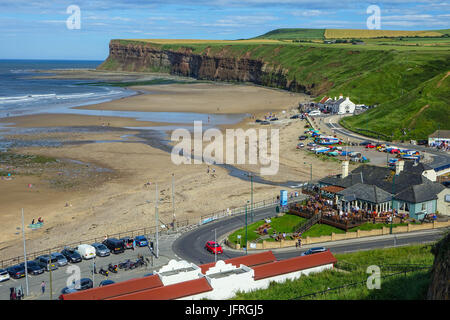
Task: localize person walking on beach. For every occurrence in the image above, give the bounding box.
[132,239,136,251]
[41,281,45,295]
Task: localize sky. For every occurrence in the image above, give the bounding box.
[0,0,449,60]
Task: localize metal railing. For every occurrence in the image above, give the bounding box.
[0,194,305,269]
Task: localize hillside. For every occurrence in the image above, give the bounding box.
[98,33,450,140]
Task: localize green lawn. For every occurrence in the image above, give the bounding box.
[228,214,307,245]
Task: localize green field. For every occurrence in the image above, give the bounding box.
[232,244,436,300]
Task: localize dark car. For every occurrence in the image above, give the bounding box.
[120,237,134,249]
[417,140,428,146]
[260,120,270,125]
[301,247,327,256]
[134,235,149,247]
[20,260,45,275]
[269,117,278,121]
[91,243,110,257]
[298,135,307,140]
[255,119,262,123]
[35,255,59,271]
[103,238,125,254]
[7,264,26,279]
[61,278,93,295]
[99,280,115,287]
[359,141,372,146]
[290,114,300,119]
[61,247,82,263]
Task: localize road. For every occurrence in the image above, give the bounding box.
[172,202,447,265]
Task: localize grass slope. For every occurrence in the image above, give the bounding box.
[232,244,434,300]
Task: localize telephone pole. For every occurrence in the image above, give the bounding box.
[21,209,29,296]
[172,173,176,231]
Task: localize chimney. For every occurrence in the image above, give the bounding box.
[339,94,343,99]
[395,160,404,175]
[342,160,349,179]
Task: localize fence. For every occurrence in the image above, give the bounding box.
[0,194,305,269]
[291,265,432,300]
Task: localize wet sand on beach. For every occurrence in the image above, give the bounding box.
[0,81,344,260]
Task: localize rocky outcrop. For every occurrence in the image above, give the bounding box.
[427,232,449,300]
[98,40,312,95]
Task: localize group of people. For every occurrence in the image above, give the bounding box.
[429,141,449,152]
[31,217,44,225]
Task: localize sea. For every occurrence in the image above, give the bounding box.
[0,59,135,118]
[0,59,246,127]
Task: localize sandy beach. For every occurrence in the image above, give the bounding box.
[0,81,343,260]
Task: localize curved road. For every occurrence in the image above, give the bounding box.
[172,203,447,265]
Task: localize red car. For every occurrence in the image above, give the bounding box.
[205,241,223,254]
[366,143,376,149]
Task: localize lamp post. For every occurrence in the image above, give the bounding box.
[304,162,312,184]
[245,201,249,255]
[248,172,254,223]
[21,209,29,296]
[390,173,396,234]
[171,173,176,231]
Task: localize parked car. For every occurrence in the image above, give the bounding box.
[205,241,223,254]
[298,135,307,140]
[290,114,300,119]
[35,255,59,271]
[359,141,372,146]
[91,243,110,257]
[0,269,10,282]
[6,264,26,279]
[61,247,82,263]
[51,252,68,267]
[296,143,305,149]
[255,119,262,123]
[60,278,93,295]
[417,140,428,146]
[103,238,125,254]
[301,247,327,256]
[269,117,279,121]
[308,110,321,116]
[120,237,134,249]
[366,143,376,149]
[260,120,270,125]
[134,235,149,247]
[75,244,96,260]
[20,260,45,275]
[99,280,115,287]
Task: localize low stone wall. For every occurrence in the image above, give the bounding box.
[240,220,450,250]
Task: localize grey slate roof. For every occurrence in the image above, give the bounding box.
[320,164,444,204]
[395,181,445,203]
[337,183,392,204]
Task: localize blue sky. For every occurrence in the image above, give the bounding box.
[0,0,449,60]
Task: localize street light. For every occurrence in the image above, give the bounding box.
[304,162,312,184]
[247,172,254,223]
[245,201,249,255]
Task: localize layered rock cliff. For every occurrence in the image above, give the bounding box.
[427,232,450,300]
[98,40,311,94]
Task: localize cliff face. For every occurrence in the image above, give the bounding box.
[98,41,311,94]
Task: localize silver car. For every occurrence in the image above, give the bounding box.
[91,243,110,257]
[51,252,68,267]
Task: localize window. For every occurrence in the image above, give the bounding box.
[421,202,427,212]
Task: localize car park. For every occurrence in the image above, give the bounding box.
[61,247,82,263]
[205,241,223,254]
[103,238,125,254]
[51,252,68,267]
[35,255,59,271]
[134,235,149,247]
[75,244,96,260]
[301,247,327,256]
[20,260,45,275]
[7,264,26,279]
[120,237,134,249]
[91,243,110,257]
[0,269,10,282]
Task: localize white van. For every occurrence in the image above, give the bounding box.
[75,244,96,260]
[308,110,321,116]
